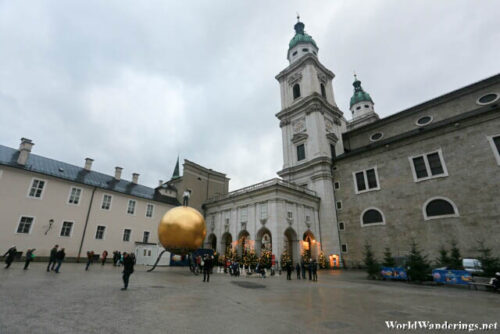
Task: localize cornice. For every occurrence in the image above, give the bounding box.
[278,156,333,177]
[276,94,343,121]
[275,54,335,82]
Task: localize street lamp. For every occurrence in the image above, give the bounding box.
[45,219,54,235]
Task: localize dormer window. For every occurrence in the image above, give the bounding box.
[293,84,301,99]
[292,51,298,56]
[356,106,361,110]
[302,48,309,52]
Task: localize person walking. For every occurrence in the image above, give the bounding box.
[24,248,35,270]
[3,246,17,269]
[295,263,301,280]
[286,262,292,280]
[121,252,134,291]
[54,248,65,273]
[203,255,213,282]
[101,250,108,266]
[47,245,58,272]
[301,260,306,279]
[312,260,318,282]
[308,258,313,281]
[85,251,94,271]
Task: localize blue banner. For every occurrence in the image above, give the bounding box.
[432,269,472,285]
[381,267,408,280]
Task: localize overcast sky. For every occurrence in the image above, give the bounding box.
[1,0,499,190]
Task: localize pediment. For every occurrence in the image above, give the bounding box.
[292,133,309,144]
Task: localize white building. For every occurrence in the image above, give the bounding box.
[204,19,345,266]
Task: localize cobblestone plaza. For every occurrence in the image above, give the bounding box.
[0,264,498,333]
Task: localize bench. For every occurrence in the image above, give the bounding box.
[469,281,496,291]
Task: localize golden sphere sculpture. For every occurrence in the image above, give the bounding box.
[158,206,206,255]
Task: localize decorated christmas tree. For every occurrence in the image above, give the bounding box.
[280,249,291,268]
[318,251,328,269]
[259,249,272,268]
[243,249,258,268]
[301,248,311,264]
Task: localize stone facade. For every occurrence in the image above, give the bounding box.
[335,77,500,267]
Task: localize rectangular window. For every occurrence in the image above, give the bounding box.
[336,201,342,210]
[28,179,45,198]
[330,144,336,159]
[143,231,150,243]
[305,215,310,222]
[353,168,379,194]
[17,216,34,234]
[297,144,306,161]
[68,187,82,205]
[123,229,131,242]
[127,200,136,215]
[339,222,345,230]
[260,203,268,219]
[341,244,348,253]
[60,221,73,237]
[334,182,340,190]
[95,225,106,240]
[287,211,293,219]
[487,135,500,165]
[101,194,112,210]
[409,149,448,182]
[146,204,154,218]
[240,207,247,222]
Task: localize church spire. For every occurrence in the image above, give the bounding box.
[171,156,180,179]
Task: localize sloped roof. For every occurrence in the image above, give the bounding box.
[0,144,180,205]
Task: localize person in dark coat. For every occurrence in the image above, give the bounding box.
[85,251,94,271]
[47,245,58,272]
[3,246,17,269]
[203,255,213,282]
[308,258,312,280]
[295,263,301,279]
[286,262,292,280]
[24,248,35,270]
[121,252,134,290]
[55,248,65,273]
[312,260,318,281]
[301,260,306,279]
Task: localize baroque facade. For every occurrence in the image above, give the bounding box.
[203,19,500,267]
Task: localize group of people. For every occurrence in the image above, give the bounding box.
[47,245,66,273]
[284,259,318,281]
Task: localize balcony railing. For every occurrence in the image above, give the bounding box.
[205,178,317,203]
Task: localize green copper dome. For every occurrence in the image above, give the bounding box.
[350,77,373,108]
[289,21,317,49]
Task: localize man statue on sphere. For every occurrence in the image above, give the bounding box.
[183,189,191,206]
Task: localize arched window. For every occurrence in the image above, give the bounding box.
[361,208,385,226]
[320,83,326,98]
[423,197,459,220]
[293,84,301,99]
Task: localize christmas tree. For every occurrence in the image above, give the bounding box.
[318,251,328,269]
[363,244,380,279]
[382,248,396,267]
[259,249,272,268]
[406,241,430,282]
[280,249,291,268]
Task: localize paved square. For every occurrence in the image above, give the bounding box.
[0,263,498,333]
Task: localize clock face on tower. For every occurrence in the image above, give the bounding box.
[293,118,306,133]
[325,118,334,133]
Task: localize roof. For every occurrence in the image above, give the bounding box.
[350,78,373,108]
[289,21,317,50]
[0,144,180,205]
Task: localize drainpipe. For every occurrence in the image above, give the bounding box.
[77,186,97,262]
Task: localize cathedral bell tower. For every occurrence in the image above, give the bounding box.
[275,18,344,259]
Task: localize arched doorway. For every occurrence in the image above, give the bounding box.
[205,233,217,251]
[221,232,232,256]
[283,227,299,264]
[302,230,319,261]
[255,227,272,256]
[237,230,251,256]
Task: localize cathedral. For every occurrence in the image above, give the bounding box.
[1,19,498,266]
[202,19,500,267]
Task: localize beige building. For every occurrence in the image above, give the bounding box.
[0,139,223,261]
